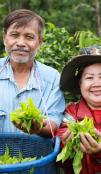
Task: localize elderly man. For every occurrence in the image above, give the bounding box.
[0,9,65,137]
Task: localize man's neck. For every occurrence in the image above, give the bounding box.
[9,59,35,89]
[10,59,34,73]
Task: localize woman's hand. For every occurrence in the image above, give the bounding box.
[62,129,73,145]
[80,129,101,154]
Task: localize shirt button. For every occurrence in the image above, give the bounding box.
[17,94,20,98]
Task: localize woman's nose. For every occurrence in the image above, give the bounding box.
[92,77,101,86]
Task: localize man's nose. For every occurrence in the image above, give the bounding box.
[16,37,26,46]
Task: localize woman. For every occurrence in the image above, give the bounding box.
[57,45,101,174]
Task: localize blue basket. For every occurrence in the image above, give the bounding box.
[0,133,60,174]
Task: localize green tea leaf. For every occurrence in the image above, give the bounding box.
[10,98,46,133]
[73,150,83,174]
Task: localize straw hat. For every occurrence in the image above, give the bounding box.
[60,45,101,94]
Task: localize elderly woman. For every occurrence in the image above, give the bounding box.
[56,46,101,174]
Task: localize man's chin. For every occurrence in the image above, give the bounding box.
[10,56,32,64]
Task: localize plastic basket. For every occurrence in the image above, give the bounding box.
[0,133,60,174]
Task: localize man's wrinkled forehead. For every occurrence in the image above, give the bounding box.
[9,19,38,29]
[5,20,39,35]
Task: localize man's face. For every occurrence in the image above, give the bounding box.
[3,20,42,63]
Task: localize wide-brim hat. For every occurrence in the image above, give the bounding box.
[60,46,101,94]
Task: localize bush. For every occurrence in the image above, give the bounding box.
[36,23,74,72]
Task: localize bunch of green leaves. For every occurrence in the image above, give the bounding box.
[36,22,71,72]
[0,146,36,165]
[10,98,46,133]
[56,117,100,174]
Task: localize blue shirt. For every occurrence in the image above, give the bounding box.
[0,57,65,133]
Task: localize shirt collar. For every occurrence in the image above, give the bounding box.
[26,61,45,90]
[0,57,10,80]
[0,58,44,90]
[77,98,92,119]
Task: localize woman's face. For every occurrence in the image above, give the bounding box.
[80,63,101,109]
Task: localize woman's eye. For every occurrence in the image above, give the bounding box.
[85,76,93,80]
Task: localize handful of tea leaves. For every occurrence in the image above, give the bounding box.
[11,98,46,133]
[56,117,100,174]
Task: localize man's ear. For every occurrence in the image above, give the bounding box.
[39,36,43,46]
[3,31,5,39]
[3,32,6,46]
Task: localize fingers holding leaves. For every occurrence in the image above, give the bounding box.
[13,120,28,133]
[94,128,101,140]
[13,119,43,134]
[11,98,45,134]
[62,129,73,145]
[29,119,42,134]
[80,132,101,154]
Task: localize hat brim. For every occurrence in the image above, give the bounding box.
[60,55,101,94]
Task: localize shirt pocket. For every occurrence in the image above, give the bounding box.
[0,110,6,132]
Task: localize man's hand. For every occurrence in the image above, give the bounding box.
[13,119,43,134]
[13,119,58,137]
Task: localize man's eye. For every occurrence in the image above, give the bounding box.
[26,35,35,40]
[10,33,18,37]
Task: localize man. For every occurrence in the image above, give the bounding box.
[0,9,65,136]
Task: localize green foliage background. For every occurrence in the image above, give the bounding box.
[0,0,101,101]
[36,23,101,72]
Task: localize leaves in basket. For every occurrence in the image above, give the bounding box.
[56,117,100,174]
[0,146,36,165]
[30,167,34,174]
[10,98,46,132]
